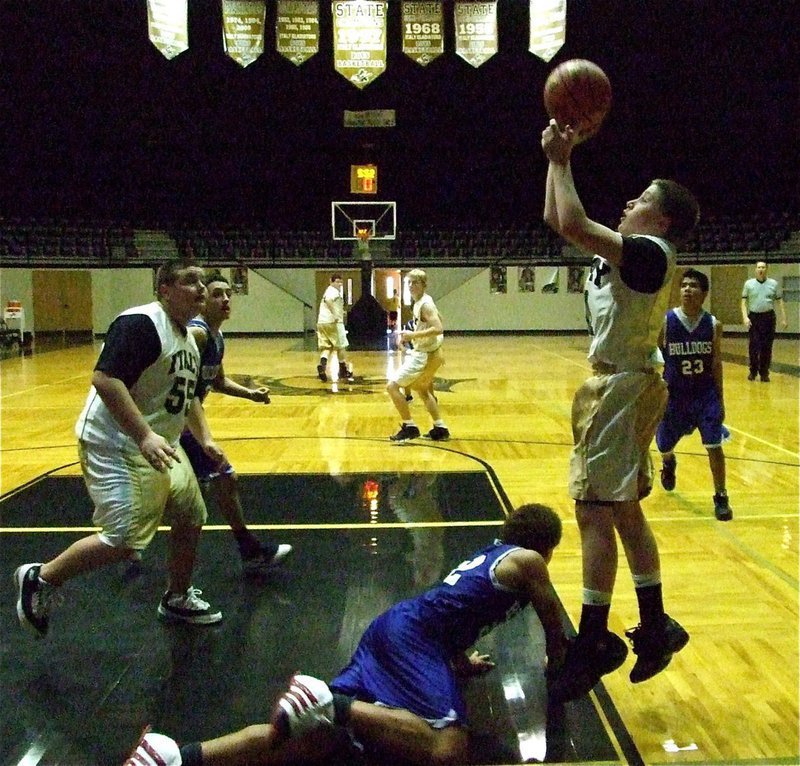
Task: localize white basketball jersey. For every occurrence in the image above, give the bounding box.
[76,302,200,450]
[318,284,344,323]
[412,293,443,352]
[585,235,676,371]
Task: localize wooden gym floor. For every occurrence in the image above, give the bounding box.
[1,332,798,766]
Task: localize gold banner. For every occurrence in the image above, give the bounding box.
[332,1,388,89]
[529,0,565,62]
[401,2,444,67]
[222,0,265,68]
[147,0,189,60]
[454,1,497,68]
[276,0,319,66]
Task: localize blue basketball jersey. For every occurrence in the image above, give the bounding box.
[188,317,224,402]
[662,308,715,393]
[411,541,529,655]
[330,541,529,725]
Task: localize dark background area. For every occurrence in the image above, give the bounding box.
[0,0,797,230]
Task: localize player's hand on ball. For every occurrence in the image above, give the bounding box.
[541,119,576,164]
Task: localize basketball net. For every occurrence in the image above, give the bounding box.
[356,227,371,254]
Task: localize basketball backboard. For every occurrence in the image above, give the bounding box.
[331,200,396,241]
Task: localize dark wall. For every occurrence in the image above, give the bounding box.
[0,1,797,228]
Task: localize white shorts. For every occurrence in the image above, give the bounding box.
[317,322,348,351]
[569,370,667,503]
[78,441,207,550]
[389,348,443,388]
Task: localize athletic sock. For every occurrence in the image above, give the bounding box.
[179,742,203,766]
[233,529,260,559]
[578,603,611,642]
[332,693,354,726]
[633,579,664,629]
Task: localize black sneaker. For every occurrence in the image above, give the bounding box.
[626,615,689,683]
[390,424,420,442]
[242,544,293,576]
[760,374,770,383]
[14,563,56,638]
[713,493,733,521]
[660,456,676,491]
[424,426,450,441]
[548,631,628,703]
[317,364,327,382]
[747,372,757,381]
[339,366,354,382]
[158,586,222,625]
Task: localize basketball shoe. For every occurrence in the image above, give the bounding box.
[390,424,420,442]
[242,544,293,576]
[424,426,450,441]
[124,729,181,766]
[660,456,676,491]
[548,631,628,703]
[626,615,689,683]
[15,563,59,638]
[273,674,334,738]
[713,493,733,522]
[157,586,222,625]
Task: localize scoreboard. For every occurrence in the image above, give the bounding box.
[350,164,378,194]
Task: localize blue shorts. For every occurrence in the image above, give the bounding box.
[179,430,234,481]
[330,602,462,728]
[656,386,724,452]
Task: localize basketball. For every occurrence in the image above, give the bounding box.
[543,59,612,143]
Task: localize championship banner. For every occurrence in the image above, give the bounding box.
[147,0,188,60]
[221,0,265,68]
[529,0,565,63]
[332,1,388,89]
[402,2,444,67]
[276,0,319,66]
[454,1,497,68]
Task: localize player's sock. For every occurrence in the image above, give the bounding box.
[433,420,447,428]
[332,693,355,726]
[233,529,260,559]
[578,602,611,642]
[179,742,203,766]
[633,573,664,628]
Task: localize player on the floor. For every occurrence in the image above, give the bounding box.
[656,269,733,521]
[180,269,292,574]
[15,260,223,639]
[542,117,698,697]
[387,269,449,442]
[125,503,572,766]
[316,273,354,382]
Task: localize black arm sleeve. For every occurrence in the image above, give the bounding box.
[95,315,161,388]
[619,236,668,294]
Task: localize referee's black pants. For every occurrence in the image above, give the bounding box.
[748,310,776,378]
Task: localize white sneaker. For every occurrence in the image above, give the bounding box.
[273,674,334,737]
[124,730,181,765]
[157,586,222,625]
[242,544,293,576]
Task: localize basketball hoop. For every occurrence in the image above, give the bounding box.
[356,228,371,252]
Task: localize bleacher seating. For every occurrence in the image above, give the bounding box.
[1,212,798,269]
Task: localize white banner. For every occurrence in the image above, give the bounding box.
[529,0,565,62]
[332,1,388,89]
[222,0,266,68]
[147,0,188,60]
[454,1,497,68]
[276,0,319,66]
[402,1,444,67]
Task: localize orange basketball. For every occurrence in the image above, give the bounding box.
[543,59,612,143]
